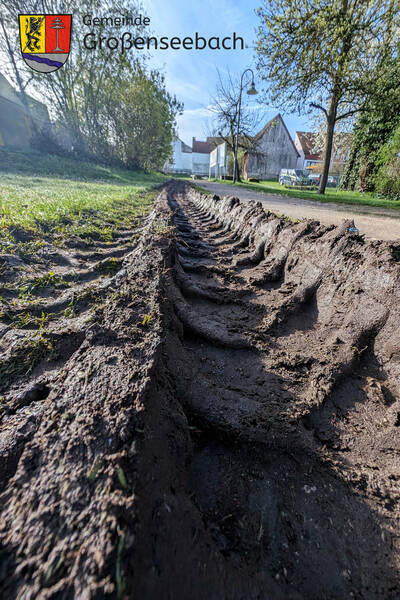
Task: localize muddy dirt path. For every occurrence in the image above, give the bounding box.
[1,181,400,599]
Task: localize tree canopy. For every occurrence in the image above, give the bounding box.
[255,0,399,193]
[341,40,400,192]
[0,0,182,170]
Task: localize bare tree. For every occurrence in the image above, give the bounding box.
[208,69,265,181]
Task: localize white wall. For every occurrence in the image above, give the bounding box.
[164,138,192,173]
[192,152,209,175]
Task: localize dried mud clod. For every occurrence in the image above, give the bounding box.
[0,181,400,599]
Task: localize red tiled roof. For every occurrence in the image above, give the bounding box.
[192,140,213,154]
[296,131,322,160]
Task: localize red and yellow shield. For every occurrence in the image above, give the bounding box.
[19,14,72,73]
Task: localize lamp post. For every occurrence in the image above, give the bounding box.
[233,68,258,184]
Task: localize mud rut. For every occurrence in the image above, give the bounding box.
[1,181,400,599]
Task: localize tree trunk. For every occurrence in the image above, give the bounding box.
[318,98,338,194]
[235,157,241,182]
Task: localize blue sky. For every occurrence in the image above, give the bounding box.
[143,0,313,145]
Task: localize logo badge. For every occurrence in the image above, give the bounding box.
[19,14,72,73]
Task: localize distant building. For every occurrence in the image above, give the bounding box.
[295,131,353,173]
[294,132,322,170]
[0,72,50,149]
[164,136,213,176]
[209,142,227,178]
[243,114,299,180]
[191,138,213,176]
[164,136,192,173]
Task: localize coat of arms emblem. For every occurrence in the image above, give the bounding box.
[19,14,72,73]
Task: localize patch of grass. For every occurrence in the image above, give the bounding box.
[43,555,64,587]
[96,257,122,275]
[0,150,166,304]
[11,311,50,329]
[0,149,167,243]
[87,457,102,481]
[63,298,77,318]
[15,239,46,262]
[141,314,152,326]
[0,147,167,185]
[18,271,69,298]
[116,529,126,599]
[117,466,128,490]
[150,217,173,235]
[206,178,400,210]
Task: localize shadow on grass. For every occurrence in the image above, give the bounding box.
[0,148,166,187]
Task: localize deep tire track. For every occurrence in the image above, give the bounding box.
[161,182,400,599]
[0,181,400,599]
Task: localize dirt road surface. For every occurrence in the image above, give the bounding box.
[1,181,400,599]
[198,180,400,241]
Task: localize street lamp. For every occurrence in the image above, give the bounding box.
[233,68,258,184]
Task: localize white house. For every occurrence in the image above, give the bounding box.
[191,138,213,176]
[164,136,213,176]
[164,136,192,173]
[295,132,322,170]
[209,141,227,178]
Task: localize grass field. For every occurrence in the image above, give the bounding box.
[0,148,167,243]
[0,148,169,341]
[204,177,400,210]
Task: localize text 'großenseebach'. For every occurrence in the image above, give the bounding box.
[82,14,245,52]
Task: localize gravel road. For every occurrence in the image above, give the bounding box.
[198,180,400,241]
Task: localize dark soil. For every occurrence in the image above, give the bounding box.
[0,180,400,599]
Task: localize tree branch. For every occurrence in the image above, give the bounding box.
[336,107,367,121]
[309,102,328,118]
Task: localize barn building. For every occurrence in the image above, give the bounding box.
[243,114,299,180]
[191,138,213,176]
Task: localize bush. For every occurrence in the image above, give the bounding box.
[374,127,400,200]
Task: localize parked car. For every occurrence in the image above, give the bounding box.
[279,169,310,186]
[327,175,340,187]
[307,172,321,185]
[305,173,339,188]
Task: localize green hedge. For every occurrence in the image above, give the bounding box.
[374,127,400,200]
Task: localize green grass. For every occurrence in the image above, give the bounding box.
[0,148,167,237]
[205,177,400,210]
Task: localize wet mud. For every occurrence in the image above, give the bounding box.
[1,181,400,599]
